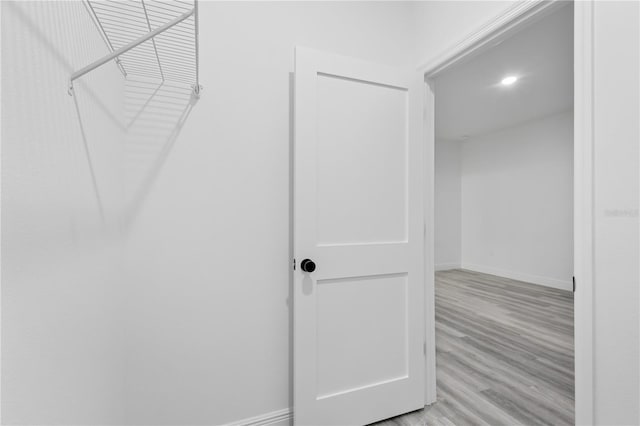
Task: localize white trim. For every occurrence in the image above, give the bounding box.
[434,262,461,272]
[418,0,565,77]
[422,80,437,405]
[0,1,3,423]
[573,1,595,424]
[419,0,593,420]
[224,408,292,426]
[461,264,573,292]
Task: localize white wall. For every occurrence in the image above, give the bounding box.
[591,1,639,423]
[122,2,418,425]
[460,111,574,290]
[1,1,125,424]
[414,1,518,68]
[434,140,461,270]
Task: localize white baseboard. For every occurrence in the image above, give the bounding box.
[461,263,572,292]
[225,408,292,426]
[435,262,461,271]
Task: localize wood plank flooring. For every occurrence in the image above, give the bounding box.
[373,269,574,426]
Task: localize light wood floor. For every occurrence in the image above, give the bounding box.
[374,269,574,426]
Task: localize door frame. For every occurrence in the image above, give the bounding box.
[417,1,594,424]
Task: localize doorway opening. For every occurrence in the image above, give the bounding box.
[424,2,578,425]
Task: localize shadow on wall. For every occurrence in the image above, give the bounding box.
[70,88,109,223]
[122,77,198,228]
[2,2,128,423]
[9,2,199,230]
[6,1,124,127]
[69,63,198,231]
[6,1,125,229]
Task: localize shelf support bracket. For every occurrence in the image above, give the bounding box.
[68,7,195,95]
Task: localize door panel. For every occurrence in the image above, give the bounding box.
[294,47,424,426]
[316,73,408,245]
[316,273,409,399]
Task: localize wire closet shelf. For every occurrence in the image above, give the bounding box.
[69,0,201,97]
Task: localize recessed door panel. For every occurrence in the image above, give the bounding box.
[316,273,408,399]
[316,74,408,245]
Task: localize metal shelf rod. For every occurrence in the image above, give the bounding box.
[70,7,194,89]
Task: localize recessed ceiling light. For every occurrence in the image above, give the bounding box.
[501,75,518,86]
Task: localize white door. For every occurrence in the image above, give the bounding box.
[294,47,425,426]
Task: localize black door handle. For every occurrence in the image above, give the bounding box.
[301,259,316,273]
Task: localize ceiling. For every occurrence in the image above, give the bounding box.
[434,3,573,141]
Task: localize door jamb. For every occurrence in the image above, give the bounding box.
[417,1,594,424]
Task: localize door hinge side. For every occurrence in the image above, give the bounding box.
[293,258,296,271]
[573,276,575,293]
[423,341,427,357]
